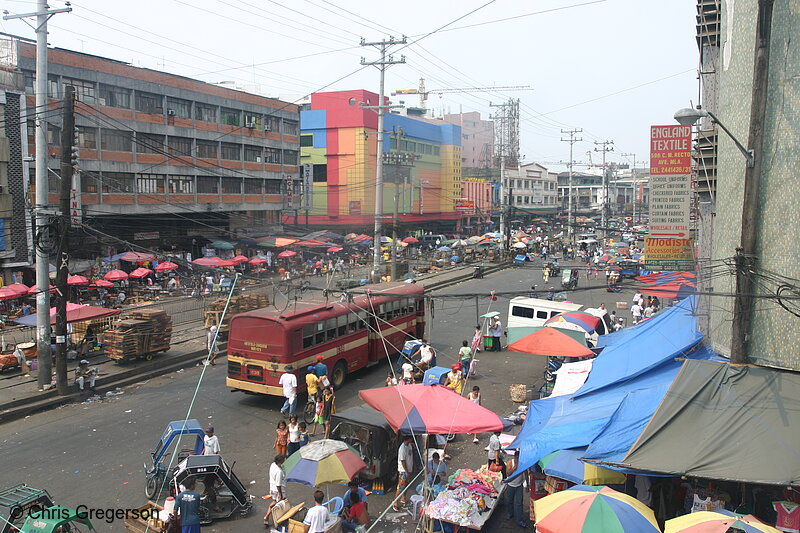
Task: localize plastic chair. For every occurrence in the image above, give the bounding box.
[323,496,344,516]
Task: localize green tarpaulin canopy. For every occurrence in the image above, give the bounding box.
[609,359,800,485]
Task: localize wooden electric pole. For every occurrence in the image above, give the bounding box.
[54,86,76,394]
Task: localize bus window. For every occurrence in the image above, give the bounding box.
[378,304,386,321]
[325,318,338,341]
[537,310,549,319]
[511,306,534,319]
[302,324,315,349]
[338,317,347,336]
[549,311,560,318]
[347,316,358,333]
[314,322,325,344]
[358,311,369,330]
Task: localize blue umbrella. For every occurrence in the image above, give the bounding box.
[437,246,452,252]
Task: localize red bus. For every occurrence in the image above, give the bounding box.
[226,282,425,396]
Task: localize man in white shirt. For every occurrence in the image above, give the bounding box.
[412,340,435,369]
[203,426,220,455]
[279,371,297,416]
[631,303,643,324]
[303,490,330,533]
[401,362,414,384]
[269,454,286,502]
[393,435,414,511]
[633,292,643,306]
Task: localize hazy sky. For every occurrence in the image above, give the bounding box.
[2,0,699,171]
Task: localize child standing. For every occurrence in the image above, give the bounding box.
[286,415,301,457]
[273,420,289,457]
[321,388,336,440]
[468,386,481,443]
[298,423,310,447]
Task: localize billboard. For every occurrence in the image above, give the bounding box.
[648,125,692,239]
[302,164,313,210]
[644,237,695,271]
[454,199,475,213]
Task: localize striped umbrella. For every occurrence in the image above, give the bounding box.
[665,510,781,533]
[283,439,366,487]
[534,485,659,533]
[545,311,602,334]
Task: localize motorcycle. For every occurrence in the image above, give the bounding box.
[543,356,563,383]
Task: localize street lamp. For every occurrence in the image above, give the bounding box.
[674,107,754,167]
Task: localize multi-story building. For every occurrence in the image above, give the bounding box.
[7,34,299,250]
[557,170,604,214]
[298,90,461,231]
[500,163,559,221]
[459,178,493,232]
[701,1,799,370]
[0,39,32,285]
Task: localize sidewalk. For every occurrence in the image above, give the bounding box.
[0,260,511,423]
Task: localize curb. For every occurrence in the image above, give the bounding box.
[0,346,216,424]
[0,265,513,424]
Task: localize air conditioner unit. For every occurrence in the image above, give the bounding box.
[264,124,273,132]
[167,109,176,116]
[246,121,256,129]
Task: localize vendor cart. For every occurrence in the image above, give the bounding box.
[105,310,172,363]
[423,466,505,532]
[172,454,252,524]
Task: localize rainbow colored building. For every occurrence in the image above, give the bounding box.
[292,90,461,229]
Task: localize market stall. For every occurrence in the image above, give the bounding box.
[424,466,504,531]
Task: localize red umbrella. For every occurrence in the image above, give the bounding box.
[155,261,179,272]
[359,384,512,435]
[217,259,237,267]
[129,267,153,279]
[6,283,29,294]
[232,255,249,264]
[103,269,129,281]
[67,275,89,286]
[0,287,24,300]
[401,236,419,244]
[192,257,222,267]
[27,284,55,295]
[92,279,114,288]
[507,327,595,358]
[248,257,267,265]
[118,251,157,262]
[278,250,296,258]
[326,247,343,253]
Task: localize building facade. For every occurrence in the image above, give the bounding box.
[298,90,461,230]
[704,0,799,369]
[8,34,299,250]
[0,39,32,284]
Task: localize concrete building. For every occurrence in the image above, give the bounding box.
[7,33,299,250]
[0,38,32,285]
[299,90,461,230]
[459,178,493,232]
[700,1,799,370]
[557,170,604,214]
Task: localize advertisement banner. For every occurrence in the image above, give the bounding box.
[302,164,313,210]
[454,199,475,213]
[644,237,695,271]
[349,201,361,216]
[285,174,295,209]
[648,125,692,238]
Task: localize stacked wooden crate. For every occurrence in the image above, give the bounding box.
[203,293,269,332]
[105,309,172,360]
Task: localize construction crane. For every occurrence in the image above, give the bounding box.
[391,77,532,110]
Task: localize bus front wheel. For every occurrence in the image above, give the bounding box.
[331,361,347,389]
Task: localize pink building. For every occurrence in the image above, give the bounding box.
[437,112,494,169]
[460,179,493,230]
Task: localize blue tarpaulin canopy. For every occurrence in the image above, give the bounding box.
[507,296,708,477]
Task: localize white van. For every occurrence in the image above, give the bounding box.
[507,297,612,345]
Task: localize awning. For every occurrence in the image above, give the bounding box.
[612,359,800,485]
[14,302,121,326]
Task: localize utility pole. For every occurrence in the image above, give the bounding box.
[505,182,513,250]
[4,1,72,390]
[561,129,582,240]
[594,140,614,235]
[621,152,635,219]
[730,0,774,365]
[360,35,406,282]
[54,86,76,395]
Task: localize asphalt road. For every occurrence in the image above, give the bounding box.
[0,260,634,532]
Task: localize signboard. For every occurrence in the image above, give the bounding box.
[70,187,81,224]
[648,125,692,238]
[349,201,361,216]
[285,174,296,209]
[134,231,160,241]
[644,237,695,270]
[454,199,475,213]
[302,164,313,210]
